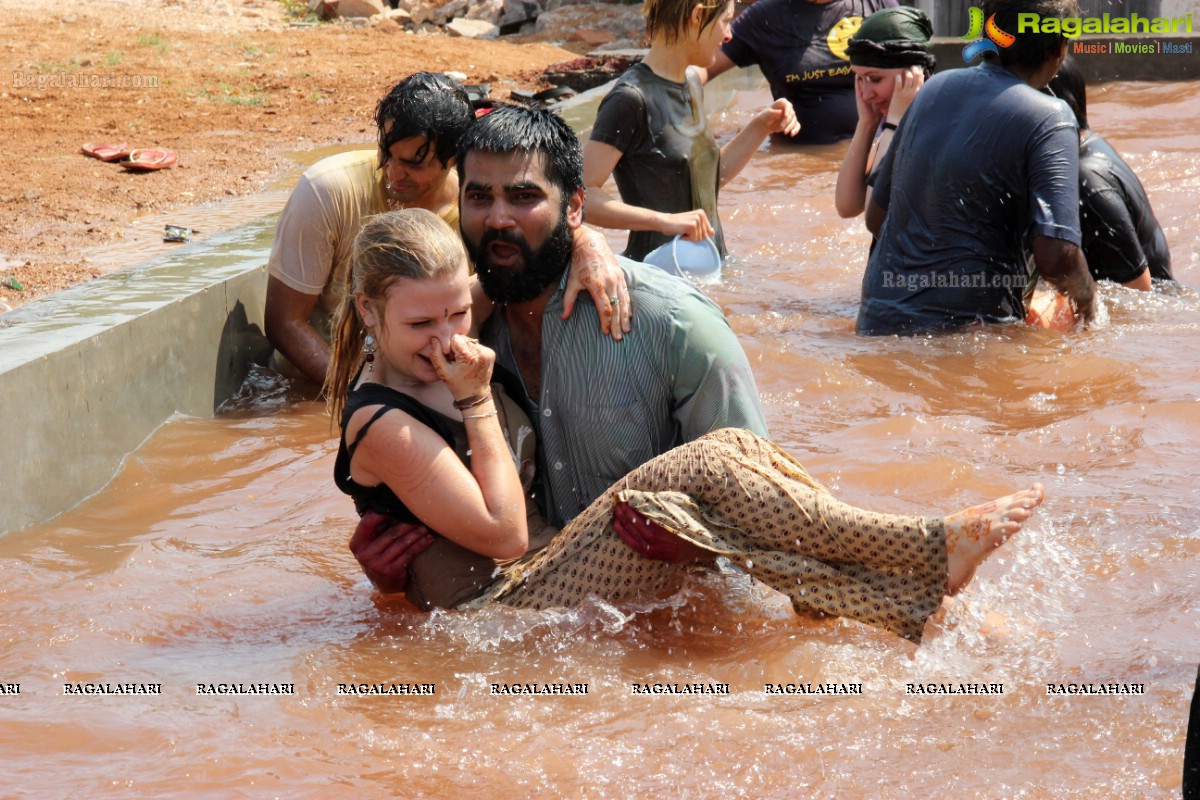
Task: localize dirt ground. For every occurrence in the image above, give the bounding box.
[1,0,622,311]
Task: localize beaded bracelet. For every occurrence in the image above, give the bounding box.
[453,389,492,410]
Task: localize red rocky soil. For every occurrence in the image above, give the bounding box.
[1,0,641,311]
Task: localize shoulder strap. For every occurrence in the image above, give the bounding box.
[334,382,460,515]
[342,382,458,450]
[345,405,393,461]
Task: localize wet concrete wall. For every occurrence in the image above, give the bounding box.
[0,221,274,534]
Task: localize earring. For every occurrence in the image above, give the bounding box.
[363,333,376,373]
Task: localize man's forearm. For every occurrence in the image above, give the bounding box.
[269,320,332,384]
[1033,236,1096,322]
[265,276,333,384]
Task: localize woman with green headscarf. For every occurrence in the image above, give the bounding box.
[834,6,935,219]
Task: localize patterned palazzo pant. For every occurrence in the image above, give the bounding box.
[467,428,948,643]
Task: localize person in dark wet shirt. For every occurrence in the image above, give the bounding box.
[856,0,1095,336]
[1046,57,1172,290]
[707,0,898,145]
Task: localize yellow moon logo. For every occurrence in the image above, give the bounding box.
[827,15,864,61]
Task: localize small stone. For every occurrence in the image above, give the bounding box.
[568,29,617,47]
[335,0,384,17]
[308,0,339,18]
[445,17,498,38]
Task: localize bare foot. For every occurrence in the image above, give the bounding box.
[943,483,1045,595]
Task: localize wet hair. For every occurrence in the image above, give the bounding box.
[455,103,583,204]
[1046,56,1088,130]
[982,0,1080,70]
[643,0,731,46]
[324,208,466,423]
[847,7,936,73]
[375,72,474,169]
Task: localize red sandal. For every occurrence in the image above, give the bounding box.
[121,149,178,171]
[81,142,133,162]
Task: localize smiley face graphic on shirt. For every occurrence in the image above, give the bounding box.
[827,15,865,61]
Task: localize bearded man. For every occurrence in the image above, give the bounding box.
[459,104,768,529]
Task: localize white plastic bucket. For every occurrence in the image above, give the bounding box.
[643,236,722,282]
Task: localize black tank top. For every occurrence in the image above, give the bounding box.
[333,375,552,610]
[334,381,469,520]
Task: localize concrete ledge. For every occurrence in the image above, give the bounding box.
[931,35,1200,81]
[0,219,276,534]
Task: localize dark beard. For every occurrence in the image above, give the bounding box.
[466,216,573,305]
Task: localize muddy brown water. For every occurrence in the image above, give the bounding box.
[1,80,1197,798]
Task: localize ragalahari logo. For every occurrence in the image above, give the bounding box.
[961,7,1016,62]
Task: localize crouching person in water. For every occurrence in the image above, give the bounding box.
[1046,57,1173,290]
[325,207,1044,644]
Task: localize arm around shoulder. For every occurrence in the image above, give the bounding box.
[563,225,632,339]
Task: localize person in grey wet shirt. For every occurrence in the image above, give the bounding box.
[582,0,797,262]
